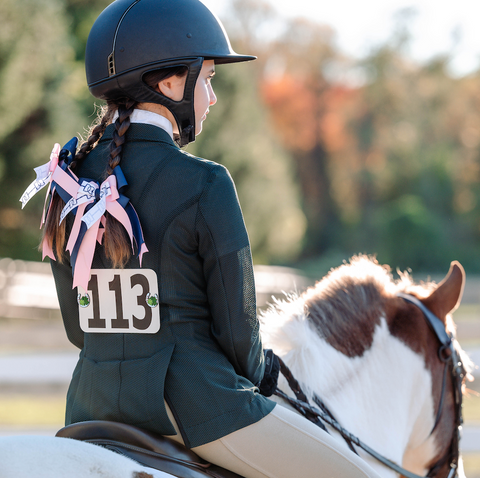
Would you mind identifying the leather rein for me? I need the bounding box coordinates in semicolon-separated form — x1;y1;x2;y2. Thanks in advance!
274;292;466;478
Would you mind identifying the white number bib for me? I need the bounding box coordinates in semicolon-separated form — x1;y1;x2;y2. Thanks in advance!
77;269;160;334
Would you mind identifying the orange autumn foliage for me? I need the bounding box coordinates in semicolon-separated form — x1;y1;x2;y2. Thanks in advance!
261;74;360;155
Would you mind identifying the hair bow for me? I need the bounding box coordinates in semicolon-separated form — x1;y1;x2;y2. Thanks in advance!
67;167;148;290
20;139;148;291
19;142;62;210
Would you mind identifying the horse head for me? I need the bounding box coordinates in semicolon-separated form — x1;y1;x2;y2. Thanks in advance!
392;261;472;478
260;255;474;478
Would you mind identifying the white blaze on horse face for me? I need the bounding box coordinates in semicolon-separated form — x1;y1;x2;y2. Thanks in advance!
261;311;439;478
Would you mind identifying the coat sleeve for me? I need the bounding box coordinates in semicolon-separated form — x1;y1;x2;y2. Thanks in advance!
197;165;265;386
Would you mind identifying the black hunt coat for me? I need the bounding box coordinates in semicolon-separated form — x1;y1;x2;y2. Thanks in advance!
51;122;275;448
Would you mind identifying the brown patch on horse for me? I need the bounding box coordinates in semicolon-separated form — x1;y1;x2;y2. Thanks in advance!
387;262;465;474
133;473;154;478
300;256;466;476
302;256;393;357
387;261;464;389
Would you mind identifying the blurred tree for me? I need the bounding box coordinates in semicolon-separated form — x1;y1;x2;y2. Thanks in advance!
0;0;72;259
5;0;480;276
0;0;109;260
1;0;305;265
260;6;480;274
261;17;344;257
188;0;307;264
348;31;480;272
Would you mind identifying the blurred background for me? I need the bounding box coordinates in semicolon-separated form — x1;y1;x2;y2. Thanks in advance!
1;0;480;474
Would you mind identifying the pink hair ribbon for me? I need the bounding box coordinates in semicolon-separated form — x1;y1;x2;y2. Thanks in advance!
71;175;132;289
20;139;149;292
19;143;61;210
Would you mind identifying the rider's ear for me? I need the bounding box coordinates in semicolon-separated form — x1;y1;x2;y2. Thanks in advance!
157;76;185;102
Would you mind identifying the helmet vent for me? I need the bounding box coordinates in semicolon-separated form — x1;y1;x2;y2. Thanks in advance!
108;52;115;76
108;0;140;78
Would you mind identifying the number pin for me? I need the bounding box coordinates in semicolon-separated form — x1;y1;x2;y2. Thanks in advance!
146;293;159;308
77;292;91;308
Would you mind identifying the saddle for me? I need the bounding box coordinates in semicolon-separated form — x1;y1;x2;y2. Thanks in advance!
56;421;243;478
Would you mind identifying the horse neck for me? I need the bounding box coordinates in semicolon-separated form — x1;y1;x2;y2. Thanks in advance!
263;309;438;477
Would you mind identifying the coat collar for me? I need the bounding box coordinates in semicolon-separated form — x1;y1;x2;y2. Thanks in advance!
112;109;174;139
99;122;178;148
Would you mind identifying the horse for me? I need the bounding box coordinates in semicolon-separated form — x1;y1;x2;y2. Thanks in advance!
0;435;160;478
0;255;473;478
260;255;473;478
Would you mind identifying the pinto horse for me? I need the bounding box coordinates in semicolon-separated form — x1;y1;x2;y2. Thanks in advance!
261;255;473;478
0;256;473;478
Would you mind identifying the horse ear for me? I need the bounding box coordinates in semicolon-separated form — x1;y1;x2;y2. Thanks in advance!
423;261;465;322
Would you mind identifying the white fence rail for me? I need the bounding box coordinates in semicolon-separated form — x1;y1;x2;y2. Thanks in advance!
0;258;312;320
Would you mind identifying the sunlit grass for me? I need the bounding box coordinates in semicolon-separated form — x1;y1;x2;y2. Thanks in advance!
463;393;480;477
0;395;65;426
454;304;480;322
0;393;478;476
0;392;479;425
463;453;480;478
464;392;480;423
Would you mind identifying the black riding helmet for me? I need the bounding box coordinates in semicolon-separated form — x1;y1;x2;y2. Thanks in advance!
86;0;256;146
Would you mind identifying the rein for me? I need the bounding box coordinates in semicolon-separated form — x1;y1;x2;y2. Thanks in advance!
274;293;466;478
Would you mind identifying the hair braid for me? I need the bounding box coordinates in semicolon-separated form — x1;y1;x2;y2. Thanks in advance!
104;98;138;268
41;104;116;262
70;104;115;172
107;99;137;177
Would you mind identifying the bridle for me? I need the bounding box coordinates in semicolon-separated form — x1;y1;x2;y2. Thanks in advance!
397;293;466;478
274;292;466;478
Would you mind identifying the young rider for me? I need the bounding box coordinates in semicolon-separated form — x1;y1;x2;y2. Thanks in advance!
21;1;382;477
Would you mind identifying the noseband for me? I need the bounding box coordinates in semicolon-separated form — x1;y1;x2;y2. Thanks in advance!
275;293;466;478
397;293;466;478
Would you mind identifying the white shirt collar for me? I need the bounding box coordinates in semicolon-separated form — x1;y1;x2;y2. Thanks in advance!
112;109;174;139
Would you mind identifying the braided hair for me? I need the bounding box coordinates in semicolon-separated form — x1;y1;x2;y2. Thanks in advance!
42;65;188;267
103;98;138;268
42;100;139;268
42;103;116;261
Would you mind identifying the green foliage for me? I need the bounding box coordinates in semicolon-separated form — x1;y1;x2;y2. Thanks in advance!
373;195;450;271
0;0;69;256
0;0;65;144
0;0;105;259
187;62;306;264
4;0;480;276
1;0;305;266
341;43;480;273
